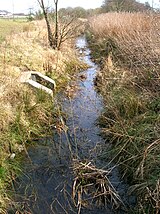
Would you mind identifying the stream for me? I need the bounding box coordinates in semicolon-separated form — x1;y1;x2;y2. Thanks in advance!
11;36;135;214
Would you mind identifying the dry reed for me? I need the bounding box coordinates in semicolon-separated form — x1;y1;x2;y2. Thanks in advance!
88;12;160;69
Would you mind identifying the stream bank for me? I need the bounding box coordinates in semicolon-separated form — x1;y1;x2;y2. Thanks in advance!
0;21;87;213
9;36;136;214
86;13;160;213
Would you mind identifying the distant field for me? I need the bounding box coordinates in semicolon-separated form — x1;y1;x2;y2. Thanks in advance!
0;19;28;43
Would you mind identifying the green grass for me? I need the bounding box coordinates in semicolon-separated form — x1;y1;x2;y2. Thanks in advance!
0;19;28;43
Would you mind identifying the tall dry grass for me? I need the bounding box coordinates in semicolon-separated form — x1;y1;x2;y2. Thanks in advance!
88;12;160;69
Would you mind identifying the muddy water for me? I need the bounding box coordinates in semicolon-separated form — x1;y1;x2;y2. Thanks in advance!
12;37;135;214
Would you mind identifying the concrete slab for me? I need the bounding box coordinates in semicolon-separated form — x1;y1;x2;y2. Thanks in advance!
19;71;56;96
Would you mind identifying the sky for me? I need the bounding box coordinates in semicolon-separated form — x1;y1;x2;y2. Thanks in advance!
0;0;103;13
0;0;159;14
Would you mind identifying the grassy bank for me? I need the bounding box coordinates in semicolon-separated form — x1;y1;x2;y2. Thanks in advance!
0;20;86;212
86;12;160;213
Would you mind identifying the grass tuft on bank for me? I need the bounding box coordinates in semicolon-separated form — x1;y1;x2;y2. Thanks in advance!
87;12;160;213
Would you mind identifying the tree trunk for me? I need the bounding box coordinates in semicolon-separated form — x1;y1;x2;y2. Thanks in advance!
38;0;54;48
44;11;54;48
54;0;58;49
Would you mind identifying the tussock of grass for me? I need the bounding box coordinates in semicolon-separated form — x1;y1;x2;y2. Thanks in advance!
87;12;160;213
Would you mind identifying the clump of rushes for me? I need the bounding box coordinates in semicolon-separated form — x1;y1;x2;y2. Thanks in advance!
0;19;86;212
87;12;160;213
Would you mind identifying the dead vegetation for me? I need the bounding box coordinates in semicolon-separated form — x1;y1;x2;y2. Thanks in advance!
72;159;124;213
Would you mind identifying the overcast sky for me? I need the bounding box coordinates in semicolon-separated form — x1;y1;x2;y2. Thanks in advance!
0;0;159;14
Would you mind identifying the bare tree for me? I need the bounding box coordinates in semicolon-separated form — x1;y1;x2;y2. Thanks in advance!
37;0;80;50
